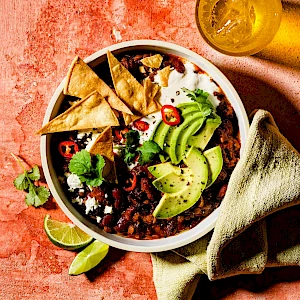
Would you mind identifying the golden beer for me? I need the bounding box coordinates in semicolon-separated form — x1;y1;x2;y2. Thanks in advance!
196;0;282;56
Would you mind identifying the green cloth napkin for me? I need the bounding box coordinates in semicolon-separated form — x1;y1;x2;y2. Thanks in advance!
151;109;300;300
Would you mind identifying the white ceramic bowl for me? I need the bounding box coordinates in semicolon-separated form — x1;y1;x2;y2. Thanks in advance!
41;40;249;252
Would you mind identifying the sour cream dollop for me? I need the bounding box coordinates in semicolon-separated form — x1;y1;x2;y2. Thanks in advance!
138;62;221;144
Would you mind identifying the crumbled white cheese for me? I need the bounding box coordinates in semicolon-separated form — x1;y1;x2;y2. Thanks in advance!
104;205;113;214
85;196;99;214
67;173;83;190
85;132;101;151
96;216;102;223
78;189;85;194
128;161;138;171
72;196;84;205
104;193;108;199
77;131;86;139
77;130;102;151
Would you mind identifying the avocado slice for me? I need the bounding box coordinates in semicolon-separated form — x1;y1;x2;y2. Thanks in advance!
152;170;193;193
177;102;200;116
152;120;170;149
204;146;223;188
148;162;192;178
175;116;205;164
151;120;170;162
161;104;199;159
163;125;177;158
151;102;206;162
162;108;199;159
169;112;204;164
153;147;208;219
188;117;221;150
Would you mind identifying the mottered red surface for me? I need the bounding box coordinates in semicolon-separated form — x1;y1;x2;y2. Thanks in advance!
1;0;299;299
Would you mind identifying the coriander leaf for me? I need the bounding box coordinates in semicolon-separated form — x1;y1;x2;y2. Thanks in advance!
95;154;105;180
14;173;28;190
199;105;212;117
69;150;92;176
25;186;36;206
209;113;222;124
122;129;140;165
69;150;105;187
124;151;136;165
33;186;51;207
125;130;140;148
182;88;223;121
11;153;51;207
86;177;103;187
27;165;40;181
182;88;210;104
182;88;214;113
26;185;50;207
78;175;88;183
138;140;161;165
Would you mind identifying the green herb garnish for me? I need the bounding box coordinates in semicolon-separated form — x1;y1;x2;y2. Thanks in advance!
123;129;140;165
138;140;161;165
12;153;50;207
182;88;213;117
69;150;105;187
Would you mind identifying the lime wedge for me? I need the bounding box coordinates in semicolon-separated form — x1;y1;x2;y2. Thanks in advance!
69;240;109;275
44;214;93;250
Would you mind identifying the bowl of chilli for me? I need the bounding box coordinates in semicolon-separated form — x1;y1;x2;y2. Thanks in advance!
40;40;249;252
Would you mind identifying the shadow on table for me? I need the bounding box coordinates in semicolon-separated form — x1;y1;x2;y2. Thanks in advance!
218;67;300;151
253;1;300;70
193;266;300;300
84;247;127;282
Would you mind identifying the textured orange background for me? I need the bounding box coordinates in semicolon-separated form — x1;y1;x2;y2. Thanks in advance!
0;0;299;299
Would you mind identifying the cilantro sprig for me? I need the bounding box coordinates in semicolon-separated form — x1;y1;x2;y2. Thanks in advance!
123;130;140;165
182;88;214;117
122;129;161;165
12;153;50;207
69;150;105;187
138;140;161;165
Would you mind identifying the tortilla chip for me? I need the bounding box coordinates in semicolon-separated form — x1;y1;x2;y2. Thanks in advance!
144;77;160;104
158;65;171;87
89;127;117;183
123;79;162;124
140;54;163;69
107;50;161;125
107;50;145;113
36;91;119;134
64;56;132;115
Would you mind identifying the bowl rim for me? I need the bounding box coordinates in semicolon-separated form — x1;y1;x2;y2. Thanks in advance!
40;40;249;252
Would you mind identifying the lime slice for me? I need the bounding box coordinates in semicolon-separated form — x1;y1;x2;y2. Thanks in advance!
69;240;109;275
44;214;93;250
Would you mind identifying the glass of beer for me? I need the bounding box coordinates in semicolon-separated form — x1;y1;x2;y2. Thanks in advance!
195;0;282;56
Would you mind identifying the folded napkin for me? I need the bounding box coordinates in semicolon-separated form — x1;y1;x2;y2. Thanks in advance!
151;109;300;300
